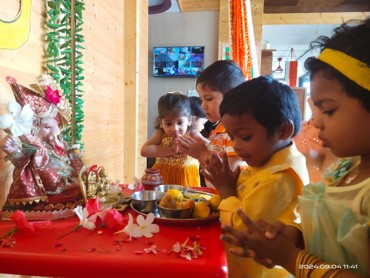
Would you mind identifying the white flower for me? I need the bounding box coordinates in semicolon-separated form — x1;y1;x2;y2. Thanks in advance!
0;102;34;137
114;213;159;239
73;206;96;230
114;213;138;240
134;213;159;238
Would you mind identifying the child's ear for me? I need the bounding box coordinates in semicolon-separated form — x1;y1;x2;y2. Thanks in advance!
279;120;294;140
157;119;162;129
188;116;193;126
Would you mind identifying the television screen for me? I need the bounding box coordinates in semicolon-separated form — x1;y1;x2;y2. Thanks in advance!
153;46;205;77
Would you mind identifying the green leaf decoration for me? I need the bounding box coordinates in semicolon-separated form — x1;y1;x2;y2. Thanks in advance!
45;0;85;150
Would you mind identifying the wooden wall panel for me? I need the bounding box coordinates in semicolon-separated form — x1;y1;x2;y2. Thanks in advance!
82;0;126;182
218;0;229;52
136;2;149;179
264;0;370;14
122;0;148;182
263;12;370;24
82;0;147;183
251;0;264;69
178;0;220;12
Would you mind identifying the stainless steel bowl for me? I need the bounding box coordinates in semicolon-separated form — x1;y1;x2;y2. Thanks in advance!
131;190;165;213
156;200;195;219
154;184;186;193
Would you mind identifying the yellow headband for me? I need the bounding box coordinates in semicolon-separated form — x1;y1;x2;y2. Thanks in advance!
318;48;370;91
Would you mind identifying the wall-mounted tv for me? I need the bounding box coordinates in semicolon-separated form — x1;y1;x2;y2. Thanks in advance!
153;46;205;77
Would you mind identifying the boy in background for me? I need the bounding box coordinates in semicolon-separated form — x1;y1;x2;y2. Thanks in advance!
177;60;246;187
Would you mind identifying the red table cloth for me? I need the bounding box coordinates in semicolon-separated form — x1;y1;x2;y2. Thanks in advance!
0;209;227;277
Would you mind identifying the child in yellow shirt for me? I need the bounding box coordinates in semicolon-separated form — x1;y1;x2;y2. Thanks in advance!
203;76;310;277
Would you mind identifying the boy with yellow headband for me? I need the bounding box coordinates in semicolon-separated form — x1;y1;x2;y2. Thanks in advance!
220;17;370;277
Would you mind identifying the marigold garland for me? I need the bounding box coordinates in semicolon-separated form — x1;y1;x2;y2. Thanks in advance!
229;0;256;79
45;0;85;149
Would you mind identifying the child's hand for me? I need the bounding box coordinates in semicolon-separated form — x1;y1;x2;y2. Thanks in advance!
263;220;303;249
189;130;210;144
201;152;240;198
171;135;181;154
220;208;301;268
176;135;209;162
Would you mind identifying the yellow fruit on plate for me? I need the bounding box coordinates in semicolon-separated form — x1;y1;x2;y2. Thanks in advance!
159;194;177;209
176;198;195;209
209;194;221;210
166;189;183;201
193;200;211;218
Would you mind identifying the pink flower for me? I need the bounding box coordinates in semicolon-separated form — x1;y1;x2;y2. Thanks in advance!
10;210;35;236
57;198;128;239
85;198;103;217
0;238;16;248
104;209;125;229
45;86;61;105
172;242;182;253
144;244;159;254
171;237;203;260
85;198;104;227
0;210;37;247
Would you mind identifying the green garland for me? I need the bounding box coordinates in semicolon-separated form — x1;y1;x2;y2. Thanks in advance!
45;0;85;149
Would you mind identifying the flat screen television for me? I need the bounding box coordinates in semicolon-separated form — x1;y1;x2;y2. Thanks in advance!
153;46;205;77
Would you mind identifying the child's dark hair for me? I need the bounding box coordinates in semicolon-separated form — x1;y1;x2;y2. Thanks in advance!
155;92;191;129
189;96;206;118
196;60;245;95
220;76;302;137
305;17;370;111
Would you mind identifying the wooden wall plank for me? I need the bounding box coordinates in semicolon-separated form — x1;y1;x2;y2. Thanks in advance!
218;0;229;48
263;11;370;24
123;0;148;182
251;0;264;69
178;0;220;12
82;0;126;182
264;0;370;13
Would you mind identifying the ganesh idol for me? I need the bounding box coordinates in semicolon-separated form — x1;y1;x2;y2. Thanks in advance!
0;75;87;218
